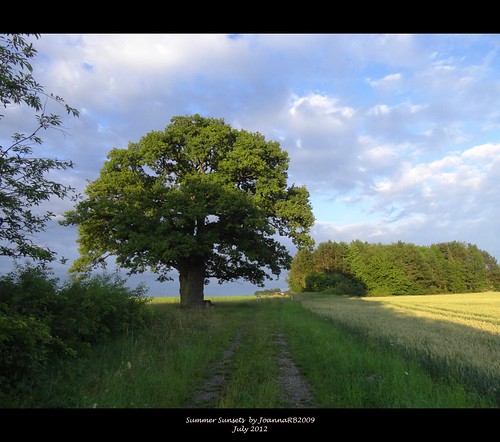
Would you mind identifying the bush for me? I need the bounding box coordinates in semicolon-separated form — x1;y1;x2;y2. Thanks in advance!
0;303;53;392
0;262;151;395
0;262;60;320
305;271;366;296
55;272;151;349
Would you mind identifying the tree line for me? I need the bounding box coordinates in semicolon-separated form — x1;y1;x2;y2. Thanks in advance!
287;240;500;296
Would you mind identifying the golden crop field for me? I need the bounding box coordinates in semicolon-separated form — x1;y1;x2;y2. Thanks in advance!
300;292;500;396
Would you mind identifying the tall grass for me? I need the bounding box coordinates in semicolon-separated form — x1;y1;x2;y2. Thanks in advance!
10;301;244;407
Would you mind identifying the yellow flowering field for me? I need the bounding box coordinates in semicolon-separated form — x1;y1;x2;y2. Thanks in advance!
300;292;500;394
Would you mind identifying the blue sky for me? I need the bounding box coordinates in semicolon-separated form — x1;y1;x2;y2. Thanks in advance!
2;33;500;297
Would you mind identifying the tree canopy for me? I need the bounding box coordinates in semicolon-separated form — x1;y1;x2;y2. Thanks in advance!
63;114;315;306
0;33;79;261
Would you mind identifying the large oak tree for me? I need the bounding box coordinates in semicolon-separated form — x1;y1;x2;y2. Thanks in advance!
62;115;315;306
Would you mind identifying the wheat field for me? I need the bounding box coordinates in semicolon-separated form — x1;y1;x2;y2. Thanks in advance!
300;292;500;398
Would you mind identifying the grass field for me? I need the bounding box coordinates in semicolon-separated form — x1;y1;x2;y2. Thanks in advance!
5;293;498;408
300;292;500;402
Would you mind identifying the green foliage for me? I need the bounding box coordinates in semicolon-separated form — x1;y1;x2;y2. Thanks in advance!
0;262;150;396
62;114;314;305
481;249;500;291
0;34;79;261
313;240;351;274
286;247;313;293
55;273;150;350
289;240;500;296
0;302;53;392
305;271;366;296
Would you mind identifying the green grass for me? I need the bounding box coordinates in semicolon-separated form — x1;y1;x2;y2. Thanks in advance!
5;296;497;408
215;301;285;408
8;301;244;407
149;295;255;304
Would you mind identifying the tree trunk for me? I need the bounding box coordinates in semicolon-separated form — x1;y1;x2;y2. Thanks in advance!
179;262;205;307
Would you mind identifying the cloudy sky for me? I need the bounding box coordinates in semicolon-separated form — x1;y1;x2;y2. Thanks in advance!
2;33;500;297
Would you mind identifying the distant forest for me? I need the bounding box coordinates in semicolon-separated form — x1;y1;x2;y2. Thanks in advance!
287;240;500;296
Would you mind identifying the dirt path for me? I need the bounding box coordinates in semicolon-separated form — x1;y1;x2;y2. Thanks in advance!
189;329;316;408
189;331;244;408
273;332;316;408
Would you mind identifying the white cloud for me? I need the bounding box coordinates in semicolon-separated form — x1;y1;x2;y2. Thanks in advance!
368;104;392;116
364;142;500;226
366;73;402;90
289;93;355;122
462;143;500;161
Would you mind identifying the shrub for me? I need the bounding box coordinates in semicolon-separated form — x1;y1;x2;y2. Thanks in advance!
0;262;151;395
55;272;151;349
305;271;366;296
0;262;60;321
0;303;53;393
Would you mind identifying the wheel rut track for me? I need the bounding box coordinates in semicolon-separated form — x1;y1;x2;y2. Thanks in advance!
189;328;316;408
273;331;315;408
189;330;244;408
